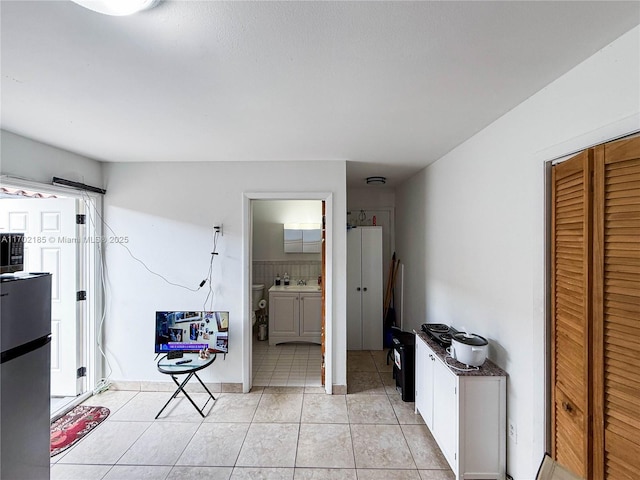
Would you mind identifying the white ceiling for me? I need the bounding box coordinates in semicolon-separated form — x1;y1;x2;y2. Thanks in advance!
1;1;638;187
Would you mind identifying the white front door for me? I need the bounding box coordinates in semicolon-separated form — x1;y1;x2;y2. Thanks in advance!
1;197;80;396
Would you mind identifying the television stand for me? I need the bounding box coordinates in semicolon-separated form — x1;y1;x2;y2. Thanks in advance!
155;353;217;419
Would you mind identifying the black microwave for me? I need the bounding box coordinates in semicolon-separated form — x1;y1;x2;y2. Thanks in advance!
0;233;24;274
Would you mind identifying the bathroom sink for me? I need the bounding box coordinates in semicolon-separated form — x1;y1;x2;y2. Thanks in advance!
292;285;322;292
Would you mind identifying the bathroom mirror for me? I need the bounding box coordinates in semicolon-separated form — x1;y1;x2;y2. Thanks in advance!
283;223;321;253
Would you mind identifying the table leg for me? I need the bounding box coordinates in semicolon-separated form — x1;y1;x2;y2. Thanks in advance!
155;371;216;419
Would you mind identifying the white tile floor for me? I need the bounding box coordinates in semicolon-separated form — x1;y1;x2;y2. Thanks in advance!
252;340;323;387
50;350;455;480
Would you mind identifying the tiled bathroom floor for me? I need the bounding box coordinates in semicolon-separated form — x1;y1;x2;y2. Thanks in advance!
252;341;322;387
50;350;454;480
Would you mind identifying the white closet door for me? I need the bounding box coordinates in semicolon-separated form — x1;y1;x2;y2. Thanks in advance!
346;229;363;350
361;227;383;350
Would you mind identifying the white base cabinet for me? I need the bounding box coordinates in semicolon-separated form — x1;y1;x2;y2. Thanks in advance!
415;333;506;480
268;290;321;345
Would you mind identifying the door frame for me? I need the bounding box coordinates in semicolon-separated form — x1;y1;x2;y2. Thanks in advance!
1;175;103;403
243;191;333;394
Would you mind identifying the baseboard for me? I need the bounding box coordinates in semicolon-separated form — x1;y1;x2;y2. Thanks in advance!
109;380;242;393
332;384;347;395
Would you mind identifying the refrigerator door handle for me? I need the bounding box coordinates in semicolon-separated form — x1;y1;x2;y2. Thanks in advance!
0;334;52;364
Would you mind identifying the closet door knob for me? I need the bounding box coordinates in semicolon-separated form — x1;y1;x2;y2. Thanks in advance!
363;287;368;292
356;287;361;291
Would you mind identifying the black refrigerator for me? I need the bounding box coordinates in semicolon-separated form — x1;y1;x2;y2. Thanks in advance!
0;273;52;480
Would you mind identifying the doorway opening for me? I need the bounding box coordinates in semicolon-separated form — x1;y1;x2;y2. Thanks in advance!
243;192;333;394
0;178;103;419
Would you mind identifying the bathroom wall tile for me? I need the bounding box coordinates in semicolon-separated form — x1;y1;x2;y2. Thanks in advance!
255;263;264;281
295;424;355;468
301;264;310;278
235;423;299;468
350;424;416;469
167;466;233;480
176;423;249;466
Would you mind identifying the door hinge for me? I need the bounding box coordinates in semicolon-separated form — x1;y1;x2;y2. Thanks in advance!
77;290;87;301
77;366;87;378
76;214;86;225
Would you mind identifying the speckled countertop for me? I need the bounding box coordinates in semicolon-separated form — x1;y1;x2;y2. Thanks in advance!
414;331;508;377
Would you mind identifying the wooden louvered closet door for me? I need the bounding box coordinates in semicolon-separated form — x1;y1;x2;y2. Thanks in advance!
551;148;593;478
552;135;640;480
593;136;640;479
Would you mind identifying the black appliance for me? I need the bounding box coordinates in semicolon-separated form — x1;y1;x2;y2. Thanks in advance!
0;233;24;274
1;273;52;480
421;323;459;348
391;330;415;402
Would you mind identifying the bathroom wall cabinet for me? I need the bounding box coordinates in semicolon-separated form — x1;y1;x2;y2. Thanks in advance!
268;290;321;345
283;224;322;253
347;226;382;350
415;332;507;480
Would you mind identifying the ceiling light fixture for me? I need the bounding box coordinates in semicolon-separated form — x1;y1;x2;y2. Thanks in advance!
366;176;387;185
70;0;160;16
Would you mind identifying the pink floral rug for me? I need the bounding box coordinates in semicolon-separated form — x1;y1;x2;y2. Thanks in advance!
50;405;110;456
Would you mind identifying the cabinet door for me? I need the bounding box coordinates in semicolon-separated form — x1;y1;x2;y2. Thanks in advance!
300;294;322;337
270;293;299;337
415;337;434;428
432;359;458;470
361;227;383;350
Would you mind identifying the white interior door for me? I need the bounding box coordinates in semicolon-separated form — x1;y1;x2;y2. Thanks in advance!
1;197;80;396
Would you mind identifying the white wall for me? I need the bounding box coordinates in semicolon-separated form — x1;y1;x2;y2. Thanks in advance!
395;26;639;479
252;199;322;261
0;130;103;188
347;186;395;210
102;161;347;387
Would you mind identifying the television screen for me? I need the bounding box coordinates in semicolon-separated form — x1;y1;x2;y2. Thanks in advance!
155;311;229;354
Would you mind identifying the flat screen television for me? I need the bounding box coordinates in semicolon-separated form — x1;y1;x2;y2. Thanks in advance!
155;311;229;354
